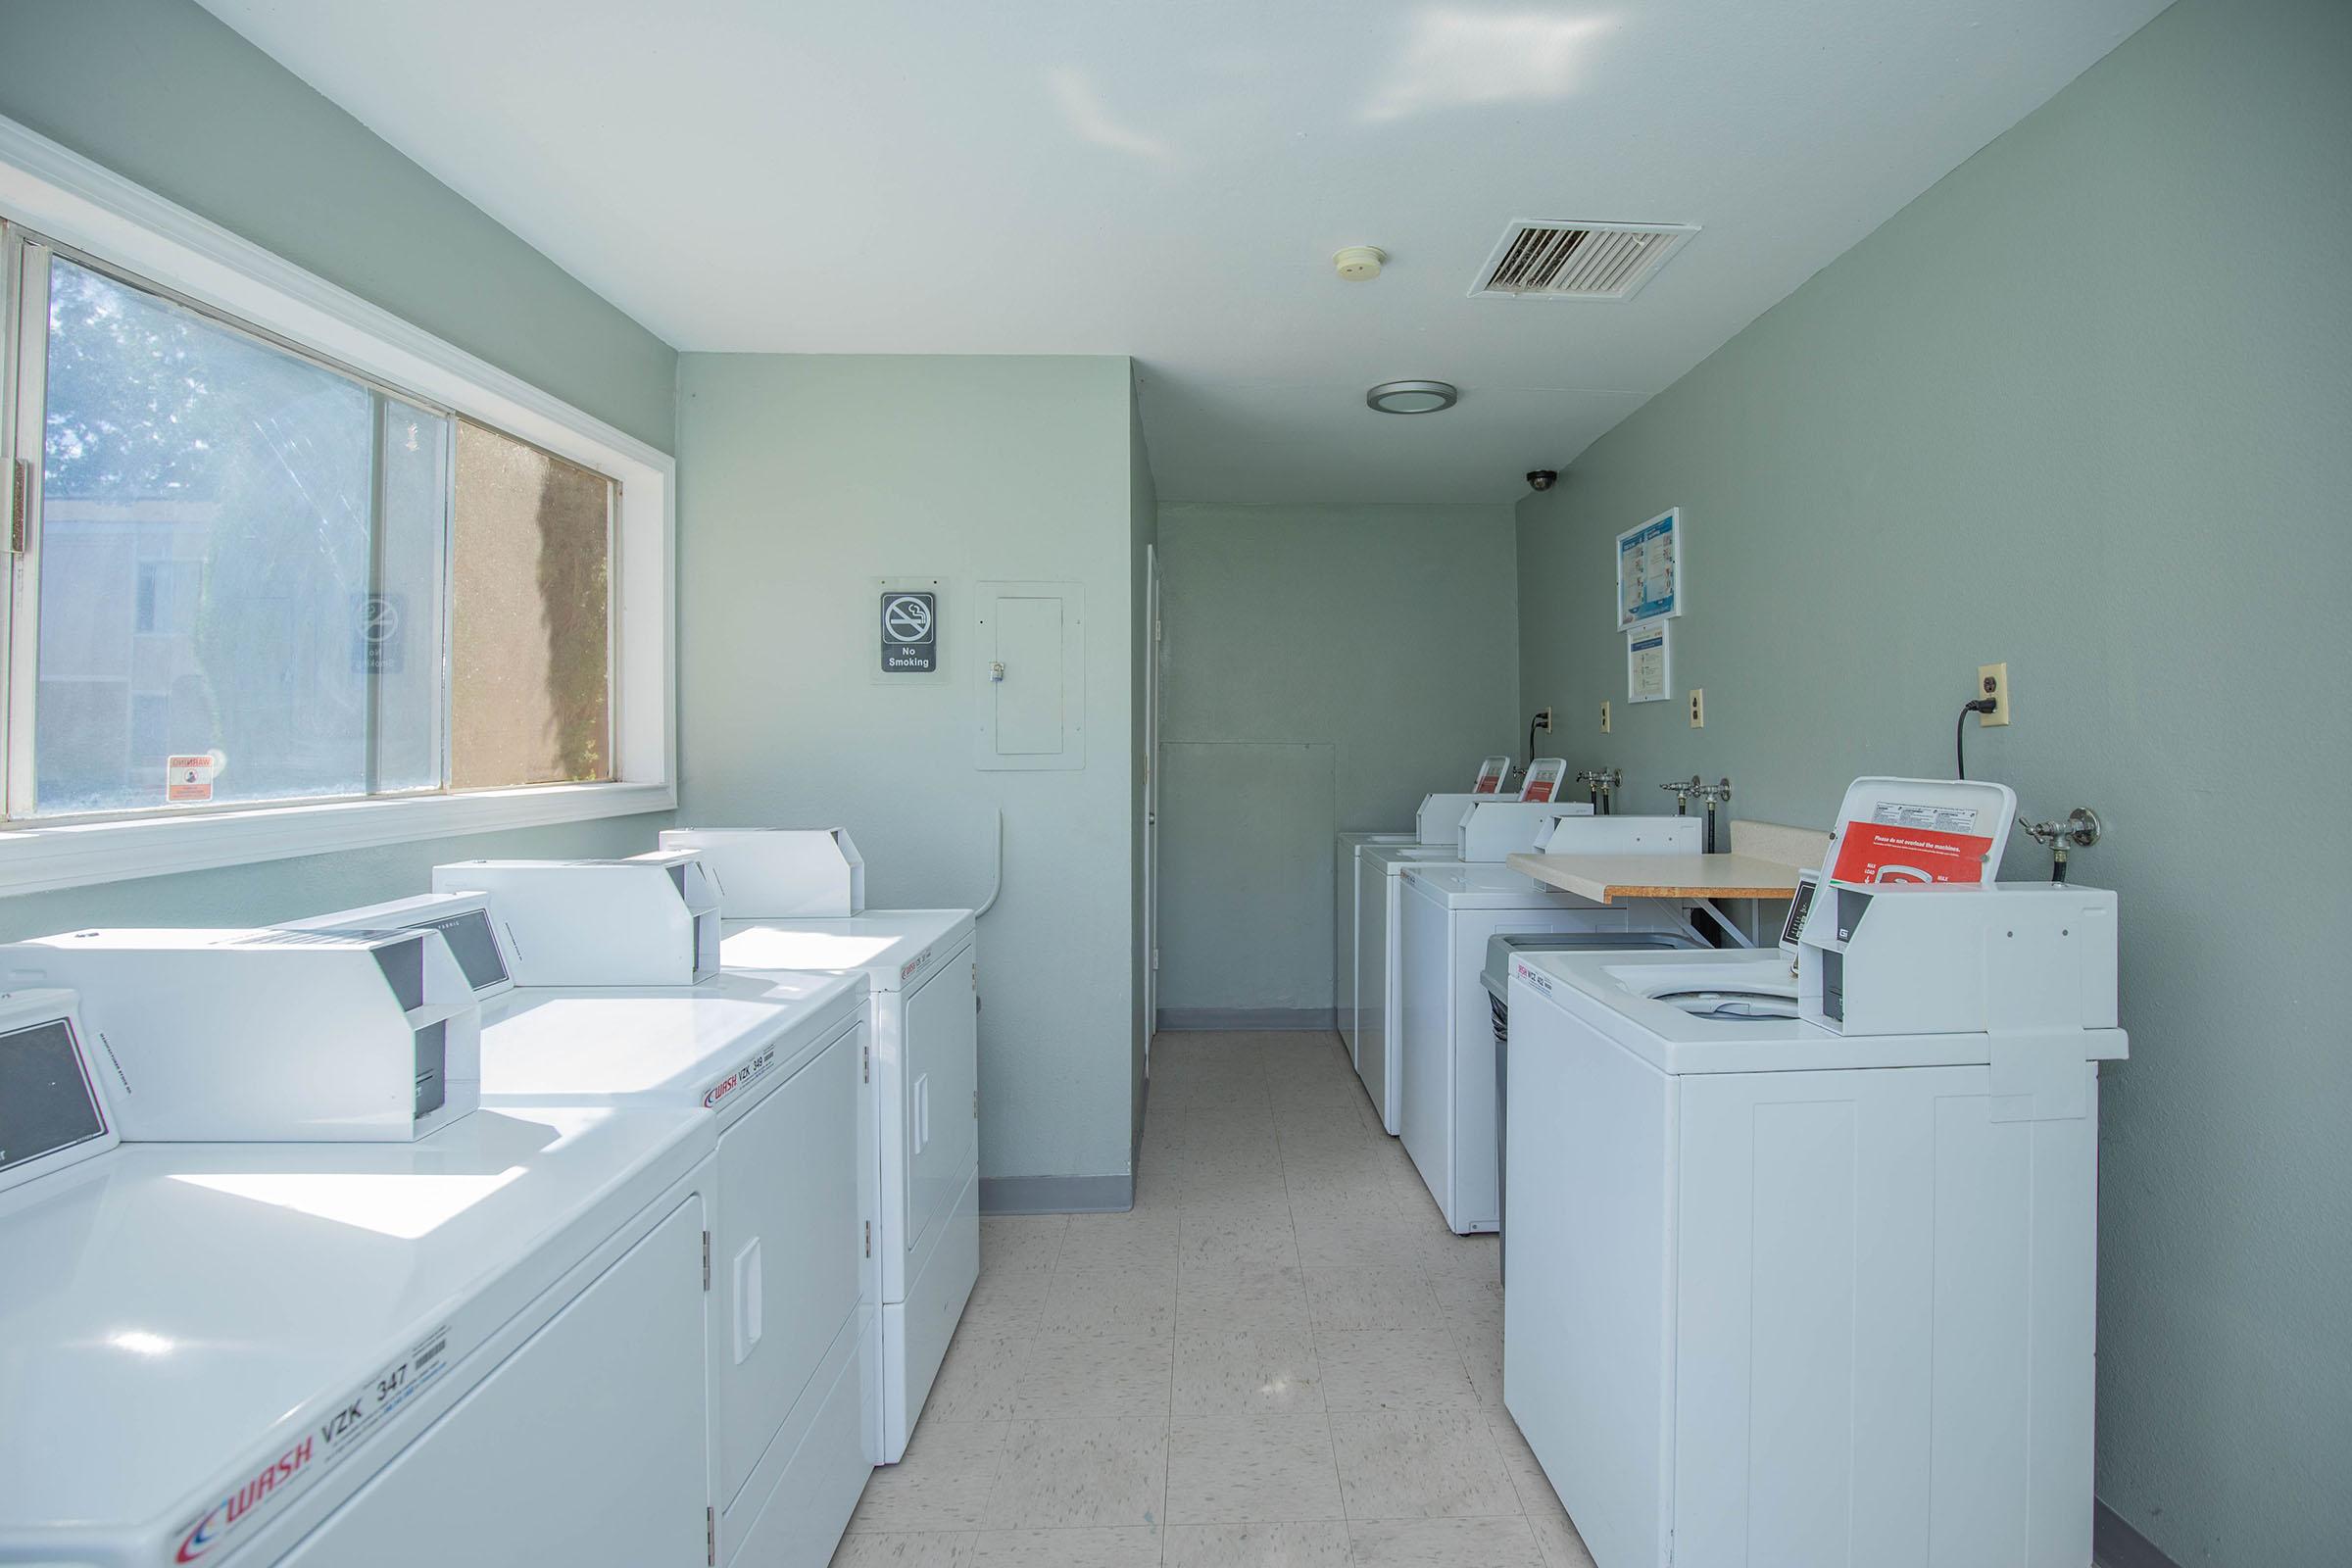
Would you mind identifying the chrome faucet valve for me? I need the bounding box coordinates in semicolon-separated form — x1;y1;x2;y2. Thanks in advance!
2019;808;2102;883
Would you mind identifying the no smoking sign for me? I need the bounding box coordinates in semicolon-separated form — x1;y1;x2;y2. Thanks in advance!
880;590;937;673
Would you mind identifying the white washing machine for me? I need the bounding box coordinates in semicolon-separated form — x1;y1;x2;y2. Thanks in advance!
1353;841;1465;1133
1501;886;2124;1568
472;971;875;1566
1397;862;1696;1232
1334;829;1412;1064
0;990;722;1568
718;910;978;1465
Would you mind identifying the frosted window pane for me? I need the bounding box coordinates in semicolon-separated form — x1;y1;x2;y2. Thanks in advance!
32;258;446;815
449;420;612;789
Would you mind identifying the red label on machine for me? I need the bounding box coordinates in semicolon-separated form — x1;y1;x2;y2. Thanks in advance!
1830;822;1991;884
1522;777;1555;803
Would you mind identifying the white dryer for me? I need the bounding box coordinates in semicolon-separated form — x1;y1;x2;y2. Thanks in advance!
472;971;875;1566
284;888;880;1564
718;910;978;1465
0;988;721;1568
1334;829;1412;1064
1396;862;1698;1232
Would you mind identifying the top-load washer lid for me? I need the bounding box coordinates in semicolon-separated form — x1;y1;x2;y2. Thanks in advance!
717;907;975;995
0;1101;710;1565
1645;985;1800;1021
1509;948;2126;1076
1480;929;1705;1002
1361;844;1462;877
1403;861;1592;909
475;969;864;1112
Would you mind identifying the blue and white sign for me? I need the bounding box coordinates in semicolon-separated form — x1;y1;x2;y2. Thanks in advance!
1617;508;1682;628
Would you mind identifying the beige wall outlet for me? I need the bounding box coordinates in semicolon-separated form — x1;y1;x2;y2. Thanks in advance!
1978;662;2011;726
1599;700;1612;734
1689;688;1705;728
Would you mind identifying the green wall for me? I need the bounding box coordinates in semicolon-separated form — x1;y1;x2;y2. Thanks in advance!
675;354;1142;1205
1512;0;2350;1559
0;0;680;936
1157;503;1519;1020
1128;378;1157;1155
0;0;677;452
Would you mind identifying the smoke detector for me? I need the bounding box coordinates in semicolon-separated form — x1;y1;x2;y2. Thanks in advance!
1471;220;1697;300
1334;245;1387;281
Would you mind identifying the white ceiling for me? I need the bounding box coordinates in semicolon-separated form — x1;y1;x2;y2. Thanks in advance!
198;0;2164;505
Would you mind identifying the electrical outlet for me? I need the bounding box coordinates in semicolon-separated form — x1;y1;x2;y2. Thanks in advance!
1598;701;1612;734
1689;688;1705;728
1977;662;2011;727
1533;708;1553;731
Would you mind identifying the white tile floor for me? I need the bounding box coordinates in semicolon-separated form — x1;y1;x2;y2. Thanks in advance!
834;1031;1598;1568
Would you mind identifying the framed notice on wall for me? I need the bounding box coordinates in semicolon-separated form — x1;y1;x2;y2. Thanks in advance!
1627;617;1672;704
1617;508;1682;629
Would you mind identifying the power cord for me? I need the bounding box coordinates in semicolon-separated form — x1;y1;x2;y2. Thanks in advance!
1955;699;1997;779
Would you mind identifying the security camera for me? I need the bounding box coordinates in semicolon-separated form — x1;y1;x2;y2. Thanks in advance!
1526;469;1558;492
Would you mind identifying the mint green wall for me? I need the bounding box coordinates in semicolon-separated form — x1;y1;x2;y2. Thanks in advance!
0;0;677;452
0;0;677;936
1128;379;1157;1150
1158;503;1519;1017
675;354;1142;1195
1513;1;2350;1558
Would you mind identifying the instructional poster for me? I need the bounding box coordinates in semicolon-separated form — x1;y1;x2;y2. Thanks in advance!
1617;508;1682;628
1831;819;1993;884
1626;617;1671;704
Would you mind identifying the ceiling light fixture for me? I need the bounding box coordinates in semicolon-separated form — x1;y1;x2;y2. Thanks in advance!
1366;380;1457;415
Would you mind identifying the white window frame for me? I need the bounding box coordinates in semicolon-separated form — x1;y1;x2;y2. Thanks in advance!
0;116;674;898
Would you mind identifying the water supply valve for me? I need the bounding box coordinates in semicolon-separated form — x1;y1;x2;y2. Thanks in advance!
2019;808;2102;883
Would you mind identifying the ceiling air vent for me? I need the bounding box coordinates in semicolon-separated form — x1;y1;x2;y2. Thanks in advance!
1471;220;1698;301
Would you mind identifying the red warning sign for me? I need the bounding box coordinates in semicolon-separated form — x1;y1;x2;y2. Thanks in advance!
1830;822;1991;884
167;755;216;805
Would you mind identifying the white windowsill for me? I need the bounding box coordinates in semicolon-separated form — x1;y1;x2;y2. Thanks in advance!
0;782;674;900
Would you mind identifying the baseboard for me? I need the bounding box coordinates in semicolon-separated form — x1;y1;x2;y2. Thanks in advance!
978;1173;1134;1214
1155;1006;1335;1032
2094;1499;2182;1568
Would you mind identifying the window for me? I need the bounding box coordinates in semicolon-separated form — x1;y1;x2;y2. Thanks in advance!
6;242;621;821
0;121;673;897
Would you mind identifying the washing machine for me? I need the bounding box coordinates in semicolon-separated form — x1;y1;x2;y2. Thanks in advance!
0;989;722;1568
1479;929;1704;1281
1397;862;1698;1231
1501;782;2124;1568
716;909;978;1466
1335;829;1413;1063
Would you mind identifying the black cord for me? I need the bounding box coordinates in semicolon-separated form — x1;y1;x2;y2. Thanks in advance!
1527;716;1542;768
1955;699;1996;778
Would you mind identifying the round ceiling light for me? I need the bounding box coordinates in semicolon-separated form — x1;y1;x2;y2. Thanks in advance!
1366;379;1458;415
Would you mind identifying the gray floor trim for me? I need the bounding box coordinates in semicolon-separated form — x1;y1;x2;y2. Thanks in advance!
979;1173;1134;1214
1155;1006;1334;1032
2094;1500;2182;1568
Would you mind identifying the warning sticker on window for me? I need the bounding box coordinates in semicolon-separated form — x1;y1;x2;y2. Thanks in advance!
166;755;216;805
1831;822;1991;884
